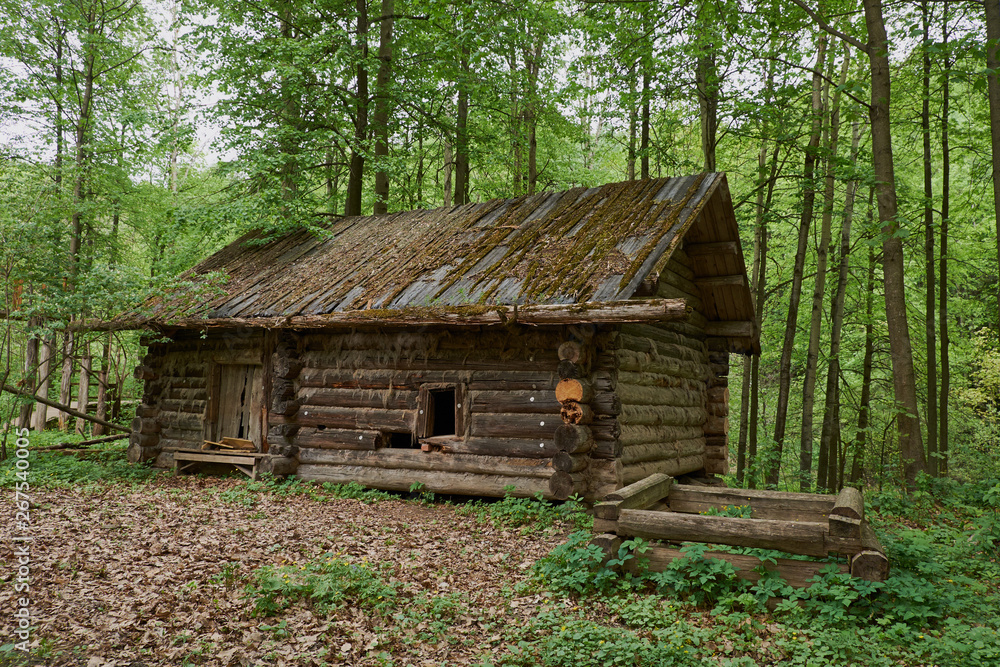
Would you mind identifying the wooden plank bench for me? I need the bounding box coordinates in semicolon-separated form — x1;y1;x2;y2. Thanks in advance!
173;450;269;480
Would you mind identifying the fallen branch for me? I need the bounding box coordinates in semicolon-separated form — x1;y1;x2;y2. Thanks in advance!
37;434;130;451
1;383;131;434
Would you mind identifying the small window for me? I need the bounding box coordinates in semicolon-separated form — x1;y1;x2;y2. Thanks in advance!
416;383;466;441
386;432;417;449
429;388;456;436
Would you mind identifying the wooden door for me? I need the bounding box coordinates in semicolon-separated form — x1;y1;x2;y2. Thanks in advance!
215;364;263;447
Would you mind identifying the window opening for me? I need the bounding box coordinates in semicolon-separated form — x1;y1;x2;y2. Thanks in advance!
387;432;417;449
430;388;456;436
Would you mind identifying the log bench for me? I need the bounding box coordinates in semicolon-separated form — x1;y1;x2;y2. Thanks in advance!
173;450;269;480
591;474;889;586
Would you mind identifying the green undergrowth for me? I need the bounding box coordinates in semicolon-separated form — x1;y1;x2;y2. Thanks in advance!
0;430;161;489
513;476;1000;666
454;487;592;533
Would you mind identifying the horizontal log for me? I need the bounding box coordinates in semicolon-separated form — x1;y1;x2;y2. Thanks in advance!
590;419;621;441
704;457;728;475
829;487;865;539
620;404;707;427
470;413;558;440
165;387;208;402
667;485;835;523
705;321;754;338
657;281;703;311
560;401;593;424
553;452;589;473
660;266;700;298
297;367;557;392
609;350;712;381
296;465;555;498
136;405;159;418
298;447;555;478
591;392;622;416
704;415;729;435
615;334;706;364
295;427;384;450
617;509;831;557
160;426;202;441
131;417;161;435
684;240;741;258
850;525;889;582
627;544;848;589
440;437;558;459
705;434;728;448
300;350;559;373
621;438;705;465
157;411;203;431
616;371;705;393
299;387;418;410
558;360;583;379
558;341;583;363
469;390;561;414
616;383;705;408
707;386;730;403
619;323;705;354
271;355;303;380
293;406;414;432
134;365;158;380
707;402;729;417
695;275;745;289
554;424;593;454
260;456;298;476
705;444;727;461
549;471;587;500
159;399;207;414
127;442;159;463
620;424;703;447
157;437;202;451
300;329;562;353
591;438;623;460
622;455;704;485
555;378;593;403
595;473;673;520
102;298;693;331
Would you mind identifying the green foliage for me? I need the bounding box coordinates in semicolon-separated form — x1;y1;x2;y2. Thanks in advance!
0;434;159;489
455;488;591;532
245;553;398;618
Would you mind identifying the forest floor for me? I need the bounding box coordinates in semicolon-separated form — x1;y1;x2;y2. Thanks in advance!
1;440;999;666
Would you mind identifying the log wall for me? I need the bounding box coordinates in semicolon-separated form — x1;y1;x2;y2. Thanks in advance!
288;327;566;498
128;330;266;466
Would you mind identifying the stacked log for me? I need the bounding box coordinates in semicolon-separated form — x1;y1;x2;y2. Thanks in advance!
550;338;593;500
704;338;730;475
293;328;565;498
129;351;164;463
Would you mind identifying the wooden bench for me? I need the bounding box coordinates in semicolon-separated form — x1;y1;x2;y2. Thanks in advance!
173;450;269;480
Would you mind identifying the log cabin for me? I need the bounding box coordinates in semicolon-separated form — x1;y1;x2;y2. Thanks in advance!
115;174;758;500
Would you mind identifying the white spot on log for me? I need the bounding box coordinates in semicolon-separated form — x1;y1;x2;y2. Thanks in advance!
359;435;363;440
457;403;461;408
419;409;424;414
539;443;545;448
529;396;535;402
539;421;545;426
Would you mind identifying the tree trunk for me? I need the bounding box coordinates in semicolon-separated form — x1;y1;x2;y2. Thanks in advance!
17;322;38;429
32;336;54;432
695;1;718;172
922;1;938;476
805;48;846;492
768;36;827;488
372;0;394;215
820;121;861;492
525;36;544;195
76;352;91;436
939;3;951;476
454;49;470;205
58;331;75;431
93;339;110;437
863;0;926;487
345;0;369;217
986;0;1000;324
628;68;637;181
850;228;877;485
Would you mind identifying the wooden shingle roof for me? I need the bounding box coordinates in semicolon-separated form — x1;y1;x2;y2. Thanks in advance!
122;174;757;353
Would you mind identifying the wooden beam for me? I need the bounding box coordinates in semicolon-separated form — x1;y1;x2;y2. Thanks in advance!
594;473;673;520
694;275;745;288
667;485;835;523
76;299;692;331
684;241;740;257
705;321;754;337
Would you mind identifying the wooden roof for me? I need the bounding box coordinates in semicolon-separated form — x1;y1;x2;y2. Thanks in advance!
119;174;758;353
